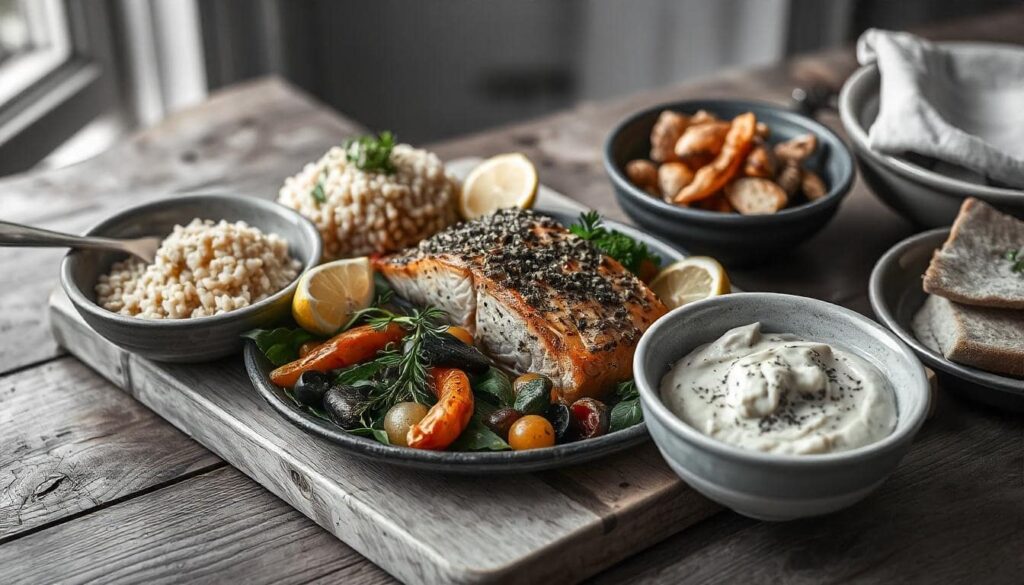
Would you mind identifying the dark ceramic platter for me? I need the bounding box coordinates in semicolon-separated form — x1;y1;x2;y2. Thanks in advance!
245;209;686;474
869;228;1024;412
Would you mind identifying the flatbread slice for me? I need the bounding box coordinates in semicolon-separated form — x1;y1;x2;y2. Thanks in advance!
912;294;1024;378
923;197;1024;309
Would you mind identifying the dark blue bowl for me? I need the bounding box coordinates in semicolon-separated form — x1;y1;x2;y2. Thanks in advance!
605;99;854;266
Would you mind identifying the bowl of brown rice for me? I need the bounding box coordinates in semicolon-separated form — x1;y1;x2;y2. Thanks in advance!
60;194;322;362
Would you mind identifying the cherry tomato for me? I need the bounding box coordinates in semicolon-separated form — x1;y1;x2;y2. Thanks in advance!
569;398;609;440
384;402;429;447
446;325;474;346
508;415;555;451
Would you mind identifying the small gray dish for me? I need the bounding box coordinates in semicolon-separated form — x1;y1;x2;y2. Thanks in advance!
60;194;322;362
869;228;1024;411
244;209;685;474
605;99;854;266
633;293;930;520
839;43;1024;227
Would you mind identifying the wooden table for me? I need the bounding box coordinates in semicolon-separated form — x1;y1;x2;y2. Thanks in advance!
3;8;1023;584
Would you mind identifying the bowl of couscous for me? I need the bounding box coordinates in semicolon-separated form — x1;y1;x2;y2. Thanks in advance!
60;194;322;362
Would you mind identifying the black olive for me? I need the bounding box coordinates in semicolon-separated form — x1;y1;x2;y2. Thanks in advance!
293;371;329;408
484;408;522;439
546;403;572;442
416;332;490;375
323;385;368;430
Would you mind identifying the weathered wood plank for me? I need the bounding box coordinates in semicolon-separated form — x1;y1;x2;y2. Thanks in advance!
588;389;1024;584
0;466;396;585
0;357;222;540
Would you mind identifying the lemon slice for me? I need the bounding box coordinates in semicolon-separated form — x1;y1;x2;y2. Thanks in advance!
649;256;730;310
459;153;538;220
292;257;375;336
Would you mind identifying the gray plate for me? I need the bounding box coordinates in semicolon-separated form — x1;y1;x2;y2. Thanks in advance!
245;209;686;474
869;228;1024;411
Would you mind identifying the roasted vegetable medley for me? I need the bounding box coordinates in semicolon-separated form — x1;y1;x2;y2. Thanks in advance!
245;214;649;452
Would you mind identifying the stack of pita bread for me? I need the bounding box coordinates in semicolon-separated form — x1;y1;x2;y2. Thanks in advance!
912;198;1024;378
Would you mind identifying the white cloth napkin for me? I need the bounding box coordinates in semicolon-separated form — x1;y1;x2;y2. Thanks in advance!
857;29;1024;189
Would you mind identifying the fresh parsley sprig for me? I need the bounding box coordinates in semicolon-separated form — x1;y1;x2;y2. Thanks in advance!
569;211;660;275
344;131;397;174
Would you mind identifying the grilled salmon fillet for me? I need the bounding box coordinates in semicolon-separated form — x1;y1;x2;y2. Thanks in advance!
375;209;667;403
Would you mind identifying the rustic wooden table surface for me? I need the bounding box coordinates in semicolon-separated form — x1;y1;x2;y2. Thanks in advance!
2;8;1023;584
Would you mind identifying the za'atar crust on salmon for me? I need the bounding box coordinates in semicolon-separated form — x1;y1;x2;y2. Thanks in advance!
374;208;667;403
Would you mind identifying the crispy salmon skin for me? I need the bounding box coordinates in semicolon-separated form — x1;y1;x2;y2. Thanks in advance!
375;209;667;403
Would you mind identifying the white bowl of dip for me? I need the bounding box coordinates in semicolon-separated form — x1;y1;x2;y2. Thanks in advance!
634;293;930;521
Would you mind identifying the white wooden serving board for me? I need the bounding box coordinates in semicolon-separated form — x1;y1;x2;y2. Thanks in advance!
47;161;719;584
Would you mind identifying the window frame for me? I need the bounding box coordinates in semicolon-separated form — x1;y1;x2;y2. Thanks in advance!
0;0;121;175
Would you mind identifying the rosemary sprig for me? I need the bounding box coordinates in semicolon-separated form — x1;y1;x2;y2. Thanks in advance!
348;305;449;413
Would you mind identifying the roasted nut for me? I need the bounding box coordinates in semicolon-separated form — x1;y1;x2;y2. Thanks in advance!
774;133;817;163
742;144;776;179
801;169;827;200
673;121;730;167
775;161;802;197
657;162;694;199
650;111;689;163
689;109;719;126
755;122;769;139
625;159;659;196
725;177;788;214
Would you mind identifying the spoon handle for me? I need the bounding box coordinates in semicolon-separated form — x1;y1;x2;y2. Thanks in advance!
0;220;128;252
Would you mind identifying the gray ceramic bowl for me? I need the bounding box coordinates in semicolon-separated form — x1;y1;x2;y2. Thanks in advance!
839;43;1024;227
869;228;1024;411
606;99;854;266
60;194;322;362
633;293;930;520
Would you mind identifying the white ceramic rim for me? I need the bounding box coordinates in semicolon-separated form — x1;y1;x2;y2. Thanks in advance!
634;292;931;467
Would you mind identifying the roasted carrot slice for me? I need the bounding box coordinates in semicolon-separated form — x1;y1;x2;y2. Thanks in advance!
407;367;474;450
269;323;404;388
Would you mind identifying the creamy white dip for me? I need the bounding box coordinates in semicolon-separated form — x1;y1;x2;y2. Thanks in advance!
660;323;897;455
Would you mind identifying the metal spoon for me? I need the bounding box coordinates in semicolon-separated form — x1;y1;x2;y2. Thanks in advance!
0;220;161;263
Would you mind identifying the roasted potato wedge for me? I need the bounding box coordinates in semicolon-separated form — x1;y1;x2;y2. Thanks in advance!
775;161;802;197
725;177;788;214
673;121;729;167
801;169;827;200
774;133;817;163
657;162;694;200
673;112;757;205
626;159;660;196
650;111;689;163
743;144;776;179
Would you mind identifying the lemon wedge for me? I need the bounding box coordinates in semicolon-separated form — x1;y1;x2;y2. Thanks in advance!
459;153;538;220
649;256;730;310
292;257;375;336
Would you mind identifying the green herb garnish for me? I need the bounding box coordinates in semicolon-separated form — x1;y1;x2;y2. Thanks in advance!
569;211;660;275
343;131;397;174
609;379;643;432
242;326;317;366
311;179;327;203
1007;249;1024;274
